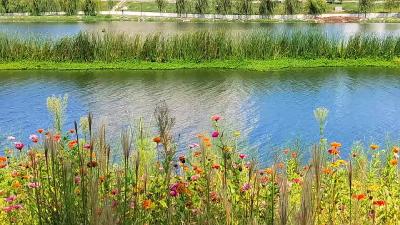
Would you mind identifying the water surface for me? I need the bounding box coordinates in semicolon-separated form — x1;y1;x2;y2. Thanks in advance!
1;22;400;39
1;68;400;159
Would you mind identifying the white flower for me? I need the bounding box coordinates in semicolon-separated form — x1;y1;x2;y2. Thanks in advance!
7;136;15;141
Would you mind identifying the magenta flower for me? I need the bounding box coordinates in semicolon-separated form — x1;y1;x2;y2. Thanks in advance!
28;182;40;189
211;131;219;138
83;143;91;150
239;153;247;159
3;206;13;213
12;204;23;210
170;190;178;197
14;142;24;151
5;195;16;203
211;115;221;122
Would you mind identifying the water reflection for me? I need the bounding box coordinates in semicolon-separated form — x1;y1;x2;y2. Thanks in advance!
0;22;400;39
2;68;400;158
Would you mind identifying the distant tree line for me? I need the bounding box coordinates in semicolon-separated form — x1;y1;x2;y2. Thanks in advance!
0;0;99;15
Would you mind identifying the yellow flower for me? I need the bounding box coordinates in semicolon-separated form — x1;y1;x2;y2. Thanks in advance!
233;131;241;137
370;144;379;150
12;180;22;189
223;146;233;152
368;184;380;192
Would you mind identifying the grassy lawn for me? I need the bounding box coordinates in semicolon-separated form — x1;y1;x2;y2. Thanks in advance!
0;59;399;71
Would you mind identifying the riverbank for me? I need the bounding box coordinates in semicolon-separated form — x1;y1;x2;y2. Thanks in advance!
0;59;399;71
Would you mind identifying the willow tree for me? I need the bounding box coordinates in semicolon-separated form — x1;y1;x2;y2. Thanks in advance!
284;0;299;15
195;0;208;14
359;0;374;17
1;0;8;13
215;0;231;14
156;0;167;12
259;0;275;17
176;0;188;16
82;0;98;15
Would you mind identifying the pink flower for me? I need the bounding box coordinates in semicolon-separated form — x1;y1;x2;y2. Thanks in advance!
12;204;23;210
211;131;219;138
28;182;40;188
29;134;39;143
191;175;200;181
240;183;251;192
74;176;81;185
211;115;221;122
5;195;16;203
83;144;91;150
14;142;24;151
239;153;247;159
3;206;13;213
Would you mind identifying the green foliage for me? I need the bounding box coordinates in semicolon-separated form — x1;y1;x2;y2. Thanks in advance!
176;0;189;15
215;0;231;14
194;0;208;14
284;0;299;14
384;0;400;12
61;0;79;15
236;0;252;15
306;0;327;15
156;0;168;12
259;0;276;17
359;0;374;16
1;31;400;63
82;0;98;16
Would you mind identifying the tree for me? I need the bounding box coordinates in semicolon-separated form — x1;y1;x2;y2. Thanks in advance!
1;0;8;13
82;0;98;16
284;0;299;15
156;0;167;12
306;0;327;15
359;0;374;17
259;0;276;17
61;0;79;15
176;0;188;15
195;0;208;14
215;0;231;14
384;0;399;12
237;0;252;15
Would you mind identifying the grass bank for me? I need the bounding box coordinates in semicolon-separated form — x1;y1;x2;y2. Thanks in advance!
0;59;399;71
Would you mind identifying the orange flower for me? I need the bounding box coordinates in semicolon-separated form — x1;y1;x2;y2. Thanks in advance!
142;199;152;209
53;134;61;142
352;193;366;201
291;152;298;158
393;146;400;153
193;166;203;174
0;163;7;168
370;144;379;150
153;137;161;144
265;168;273;175
37;129;44;134
323;167;333;175
68;140;78;149
328;148;340;155
211;164;220;169
99;176;106;183
193;151;201;157
330;142;342;148
277;162;285;169
390;159;398;166
69;129;75;134
0;156;7;163
12;180;22;189
196;134;205;139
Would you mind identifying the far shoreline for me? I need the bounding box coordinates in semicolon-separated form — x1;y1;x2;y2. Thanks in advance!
0;59;399;72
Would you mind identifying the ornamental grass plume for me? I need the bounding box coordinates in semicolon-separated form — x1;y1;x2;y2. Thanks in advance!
313;107;329;138
47;94;68;133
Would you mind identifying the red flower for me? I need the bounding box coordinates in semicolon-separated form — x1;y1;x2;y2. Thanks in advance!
14;142;24;151
211;115;221;121
211;131;219;138
373;200;385;206
211;164;220;169
292;178;302;184
328;148;340;155
239;153;247;159
53;134;61;142
37;129;44;134
69;129;75;134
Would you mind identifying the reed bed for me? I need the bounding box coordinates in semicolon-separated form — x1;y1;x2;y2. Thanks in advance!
1;31;400;62
1;97;400;224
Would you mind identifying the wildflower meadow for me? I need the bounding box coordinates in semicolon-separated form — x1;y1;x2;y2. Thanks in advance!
1;96;399;225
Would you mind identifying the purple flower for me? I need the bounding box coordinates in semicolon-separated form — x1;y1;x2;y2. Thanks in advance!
240;183;251;192
5;195;16;203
